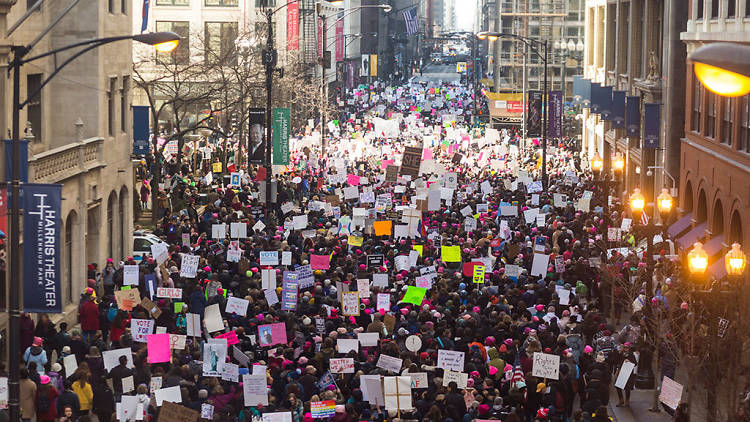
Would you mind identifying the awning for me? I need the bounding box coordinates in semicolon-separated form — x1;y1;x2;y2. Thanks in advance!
703;234;725;258
676;221;708;250
668;213;693;238
708;257;727;280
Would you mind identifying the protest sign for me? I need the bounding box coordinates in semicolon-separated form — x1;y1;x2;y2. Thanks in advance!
103;348;134;371
260;251;279;266
401;286;427;305
225;296;249;316
186;313;201;337
337;339;359;354
384;376;412;411
147;333;171;363
203;304;224;333
341;291;360;316
437;350;465;372
63;354;77;378
131;319;154;343
659;376;683;410
614;361;636;389
357;332;379;347
329;358;355;373
376;354;403;373
123;265;139;285
156;287;182;299
409;372;429;389
442;370;468;388
532;352;560;380
258;323;287;347
155;385;183;406
180;255;200;278
243;374;269;407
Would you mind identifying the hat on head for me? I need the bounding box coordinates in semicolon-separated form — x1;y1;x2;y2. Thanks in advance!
40;375;50;385
536;382;547;393
32;337;43;347
51;363;62;373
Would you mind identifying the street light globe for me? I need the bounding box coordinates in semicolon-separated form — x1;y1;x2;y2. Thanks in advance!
629;188;645;215
567;39;576;52
488;34;499;41
590;151;603;174
613;154;625;173
153;40;179;52
576;39;585;52
656;188;673;216
554;40;561;50
688;242;709;275
690;43;750;97
725;243;747;276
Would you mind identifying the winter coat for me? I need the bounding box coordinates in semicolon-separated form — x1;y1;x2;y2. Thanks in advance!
23;346;48;375
79;300;100;331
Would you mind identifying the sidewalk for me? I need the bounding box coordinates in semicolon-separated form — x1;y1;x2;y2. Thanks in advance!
606;382;672;422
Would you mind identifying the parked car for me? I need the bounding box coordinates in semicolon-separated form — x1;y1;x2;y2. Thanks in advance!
133;230;165;262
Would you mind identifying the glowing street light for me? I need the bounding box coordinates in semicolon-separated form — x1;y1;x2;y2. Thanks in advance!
690;43;750;97
688;242;709;275
725;243;747;277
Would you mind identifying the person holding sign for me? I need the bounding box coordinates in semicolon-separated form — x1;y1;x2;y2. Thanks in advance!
611;342;637;407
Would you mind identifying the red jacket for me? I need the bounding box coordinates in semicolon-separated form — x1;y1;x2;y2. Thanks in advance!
79;300;100;331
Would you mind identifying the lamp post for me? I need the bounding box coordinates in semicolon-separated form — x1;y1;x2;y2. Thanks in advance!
689;42;750;97
553;38;584;101
477;31;549;189
629;186;673;411
6;31;178;422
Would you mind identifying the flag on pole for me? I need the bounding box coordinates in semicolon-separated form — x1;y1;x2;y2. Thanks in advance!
141;0;150;33
640;210;649;226
403;7;418;35
511;356;525;389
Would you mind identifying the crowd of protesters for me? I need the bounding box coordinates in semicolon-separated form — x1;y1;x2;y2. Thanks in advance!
0;80;699;422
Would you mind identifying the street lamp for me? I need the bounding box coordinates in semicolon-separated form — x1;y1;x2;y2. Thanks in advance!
6;29;178;422
477;30;549;189
629;188;645;216
725;243;747;276
613;153;625;174
689;43;750;97
688;242;709;275
656;188;673;222
590;150;603;175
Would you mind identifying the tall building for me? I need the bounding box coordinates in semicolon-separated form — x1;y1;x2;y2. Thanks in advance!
679;0;750;277
580;0;687;226
0;0;135;347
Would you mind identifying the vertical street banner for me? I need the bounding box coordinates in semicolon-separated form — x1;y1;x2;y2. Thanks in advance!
547;90;562;138
625;96;641;137
572;75;589;105
133;105;150;155
643;103;661;148
23;183;62;313
335;11;344;62
611;91;626;128
317;16;324;59
370;54;378;77
4;139;28;183
600;86;613;120
248;108;266;165
346;61;355;89
287;1;299;51
0;185;6;241
272;108;290;166
526;90;543;138
589;82;602;113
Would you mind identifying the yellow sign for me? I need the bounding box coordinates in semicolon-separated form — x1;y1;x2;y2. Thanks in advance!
456;62;467;73
348;235;364;247
373;220;392;236
412;245;423;257
440;246;461;263
212;162;222;173
370;54;378;77
473;265;485;283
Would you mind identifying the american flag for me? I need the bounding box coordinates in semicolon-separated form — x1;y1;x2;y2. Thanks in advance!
403;7;418;35
511;356;525;388
640;211;649;225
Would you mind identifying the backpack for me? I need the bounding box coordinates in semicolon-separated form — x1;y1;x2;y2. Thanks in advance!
37;393;51;413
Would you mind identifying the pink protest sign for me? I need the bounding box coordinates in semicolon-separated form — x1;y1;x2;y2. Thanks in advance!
310;254;330;270
147;333;171;363
346;174;360;186
380;160;395;169
215;331;239;345
422;149;433;160
258;322;287;347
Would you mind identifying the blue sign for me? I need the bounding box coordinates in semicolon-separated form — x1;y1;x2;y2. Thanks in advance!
643;103;661;148
133;105;150;155
4;139;28;183
23;183;62;313
589;83;602;113
611;91;626;128
626;96;641;137
600;86;613;120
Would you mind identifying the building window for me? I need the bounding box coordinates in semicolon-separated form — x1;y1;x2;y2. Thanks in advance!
109;0;115;13
698;0;704;19
721;97;733;145
740;95;750;153
692;73;702;133
711;0;719;17
108;77;117;136
156;0;189;4
121;0;127;14
707;91;716;139
747;0;750;16
206;0;238;5
255;0;276;6
121;76;130;133
205;22;239;64
155;21;190;64
27;74;42;143
728;0;736;17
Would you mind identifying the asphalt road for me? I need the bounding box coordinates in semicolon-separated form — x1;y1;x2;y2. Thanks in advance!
410;63;461;83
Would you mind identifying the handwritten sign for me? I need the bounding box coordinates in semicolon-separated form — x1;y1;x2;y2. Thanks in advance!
409;372;428;389
329;358;355;373
225;296;249;316
437;350;465;372
659;376;683;410
180;255;199;278
376;354;403;373
532;352;560;380
341;291;360;316
260;251;279;266
311;401;335;418
472;265;485;283
131;319;154;343
156;287;182;299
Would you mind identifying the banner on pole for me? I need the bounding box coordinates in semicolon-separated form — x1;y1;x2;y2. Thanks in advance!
547;90;562;138
248;108;266;165
589;82;602;113
611;91;626;128
600;86;613;120
23;183;62;313
643;103;660;148
133;106;150;155
526;90;543;138
272;108;290;165
335;11;344;62
287;1;299;51
625;96;640;137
